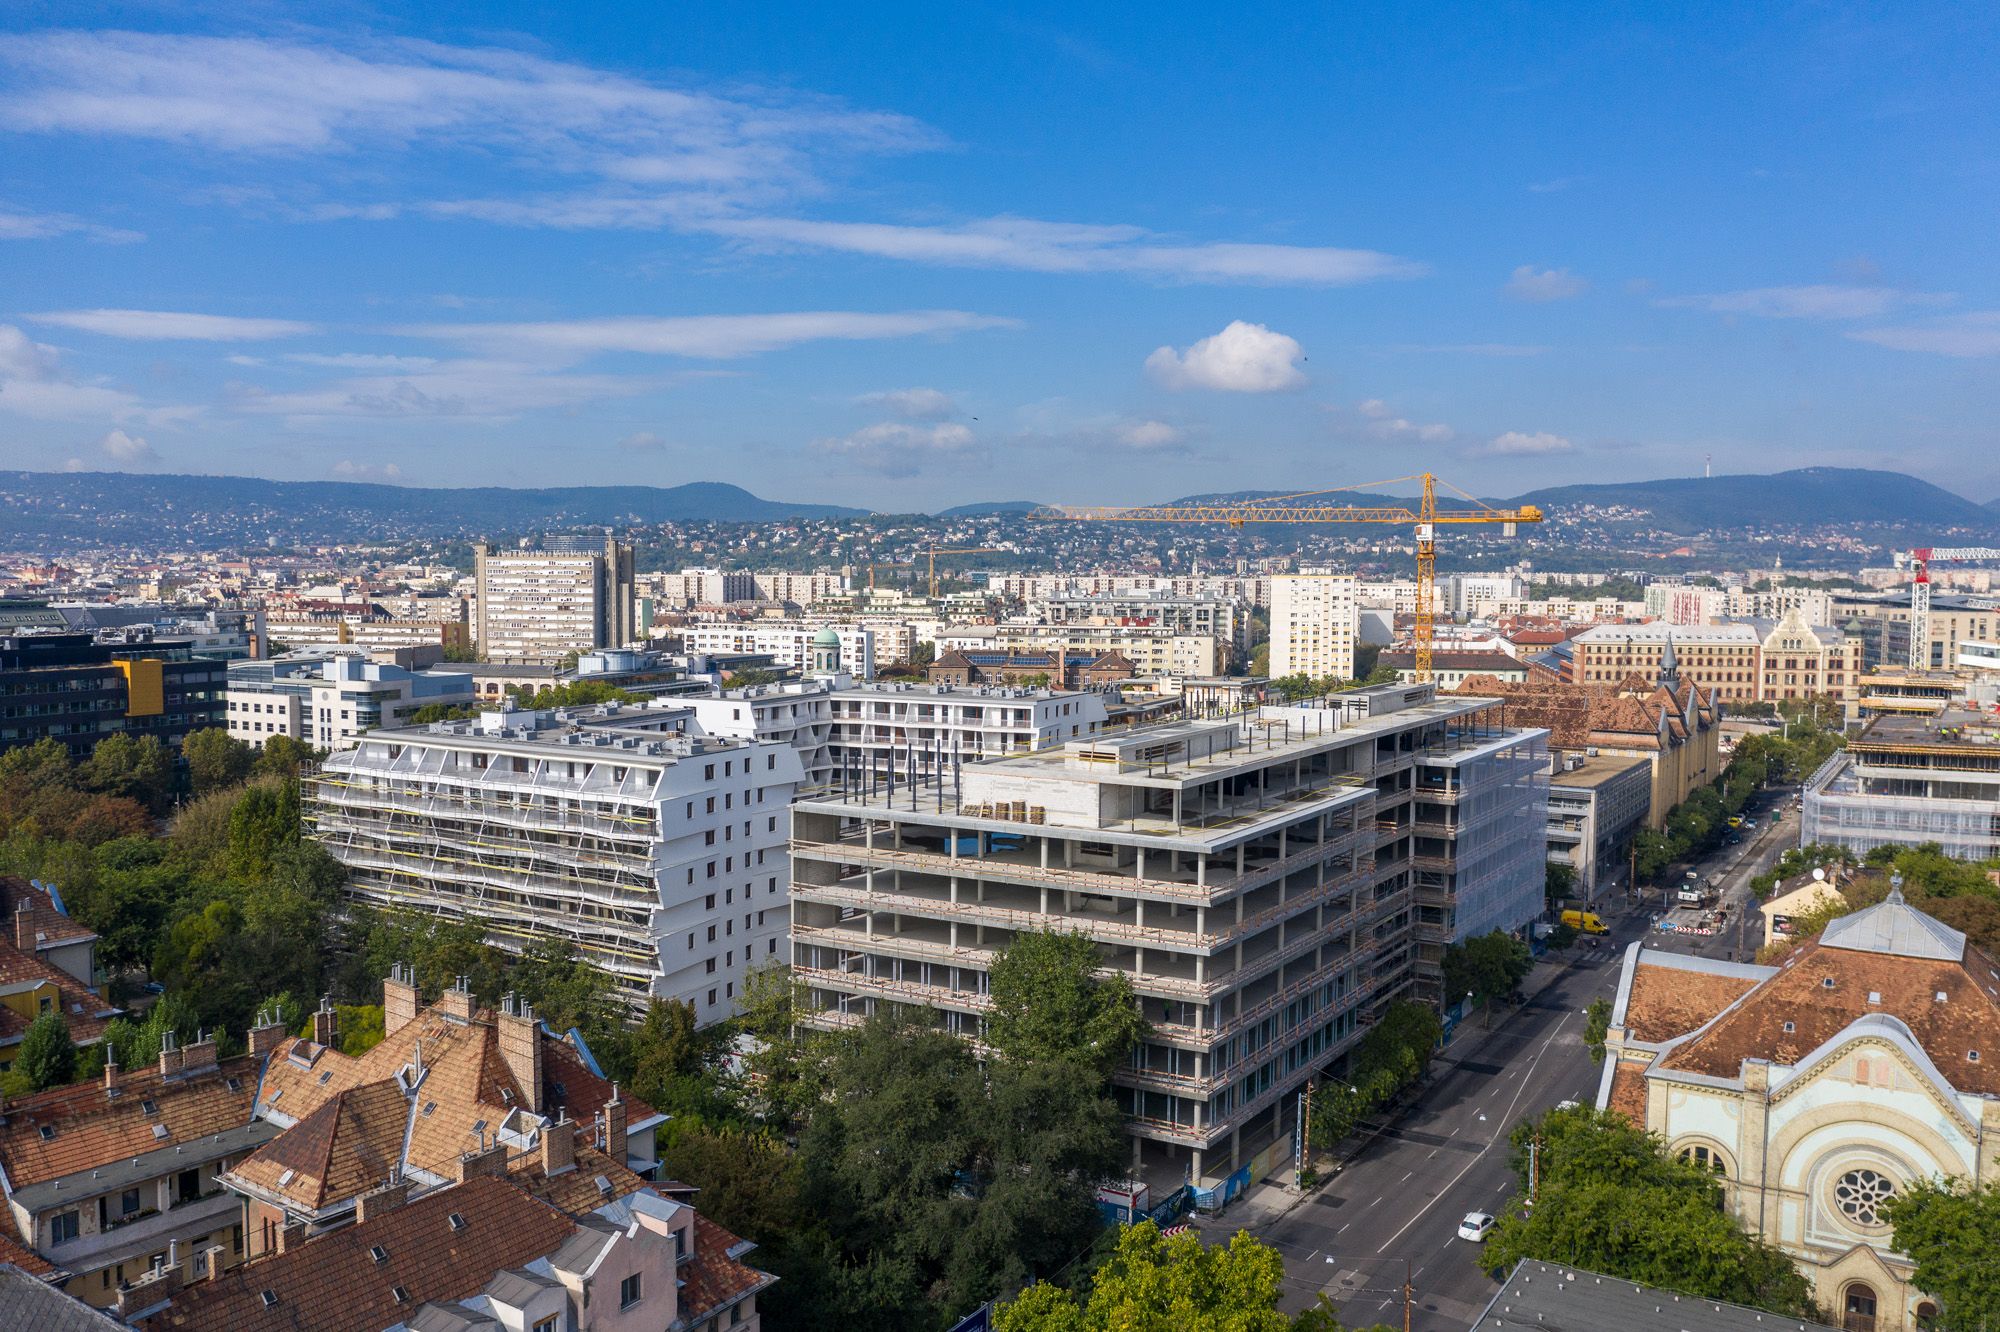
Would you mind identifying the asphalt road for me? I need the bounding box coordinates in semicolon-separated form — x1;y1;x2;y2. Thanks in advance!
1202;789;1800;1330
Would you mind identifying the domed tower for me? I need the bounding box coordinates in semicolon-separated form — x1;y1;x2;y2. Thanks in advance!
809;626;843;675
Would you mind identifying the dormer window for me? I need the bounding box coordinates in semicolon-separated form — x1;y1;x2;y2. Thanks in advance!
369;1245;388;1265
447;1212;466;1232
260;1291;279;1308
392;1286;410;1304
1821;977;1836;989
1782;1022;1796;1033
141;1099;158;1116
37;1125;55;1142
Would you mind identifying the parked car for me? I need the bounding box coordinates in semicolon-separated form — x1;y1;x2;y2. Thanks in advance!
1458;1212;1496;1242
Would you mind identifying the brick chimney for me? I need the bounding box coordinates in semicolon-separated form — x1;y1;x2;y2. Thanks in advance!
383;962;419;1034
13;898;31;952
275;1220;308;1254
602;1083;627;1165
248;1007;289;1058
114;1260;181;1319
180;1030;218;1076
497;994;542;1113
103;1047;122;1098
354;1175;412;1223
455;1138;510;1183
539;1108;575;1177
158;1030;183;1080
311;996;337;1049
438;975;475;1024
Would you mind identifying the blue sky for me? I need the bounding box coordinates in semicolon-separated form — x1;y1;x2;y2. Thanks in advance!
2;3;1997;510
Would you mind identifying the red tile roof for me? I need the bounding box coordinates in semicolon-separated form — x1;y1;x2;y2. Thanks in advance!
1622;958;1762;1043
228;1080;412;1213
0;942;116;1048
0;1054;260;1189
678;1214;776;1323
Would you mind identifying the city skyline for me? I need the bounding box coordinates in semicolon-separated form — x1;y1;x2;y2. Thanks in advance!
3;5;1997;508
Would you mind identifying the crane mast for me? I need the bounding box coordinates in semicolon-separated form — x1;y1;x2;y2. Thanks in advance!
1901;546;2000;668
1040;472;1544;682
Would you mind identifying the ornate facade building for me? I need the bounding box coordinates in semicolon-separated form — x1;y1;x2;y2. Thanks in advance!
1597;893;2000;1332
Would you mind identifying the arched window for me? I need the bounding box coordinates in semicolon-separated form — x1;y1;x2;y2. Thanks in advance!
1842;1281;1878;1332
1835;1168;1896;1228
1677;1144;1728;1176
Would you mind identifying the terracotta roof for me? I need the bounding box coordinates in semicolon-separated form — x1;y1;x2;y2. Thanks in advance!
0;877;96;950
0;1054;261;1189
510;1144;648;1216
1382;650;1526;673
0;943;116;1048
0;1212;55;1279
140;1175;577;1332
228;1080;412;1213
1621;957;1762;1043
1449;673;1715;754
678;1213;775;1324
1605;1063;1649;1123
1659;938;2000;1094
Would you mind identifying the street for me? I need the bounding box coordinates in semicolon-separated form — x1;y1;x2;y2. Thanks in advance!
1192;790;1798;1329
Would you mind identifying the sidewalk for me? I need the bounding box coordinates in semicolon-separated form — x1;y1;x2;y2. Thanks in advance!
1211;945;1592;1231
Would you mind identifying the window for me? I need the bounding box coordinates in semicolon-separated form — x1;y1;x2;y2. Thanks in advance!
620;1273;643;1309
121;1188;142;1216
50;1210;79;1244
533;1318;560;1332
708;989;717;1006
1677;1145;1726;1176
706;958;717;974
1835;1168;1895;1228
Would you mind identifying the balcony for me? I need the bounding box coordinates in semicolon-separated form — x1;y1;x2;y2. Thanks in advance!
42;1190;242;1270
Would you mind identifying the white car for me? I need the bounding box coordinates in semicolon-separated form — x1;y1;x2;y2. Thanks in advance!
1458;1211;1496;1242
1555;1099;1579;1111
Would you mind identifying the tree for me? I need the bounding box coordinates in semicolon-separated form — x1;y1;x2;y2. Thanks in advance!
1583;997;1612;1065
659;1127;805;1248
182;727;253;795
1632;828;1673;884
987;930;1147;1077
1441;931;1532;1008
1545;862;1576;907
251;735;318;782
82;733;173;811
13;1010;77;1091
226;777;301;882
727;668;784;688
1884;1177;2000;1331
995;1223;1308;1332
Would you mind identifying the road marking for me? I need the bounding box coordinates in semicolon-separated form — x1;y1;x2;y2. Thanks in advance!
1306;1250;1319;1263
1402;1171;1414;1182
1369;1196;1382;1207
1337;1223;1349;1234
1375;1006;1578;1254
1428;1150;1438;1160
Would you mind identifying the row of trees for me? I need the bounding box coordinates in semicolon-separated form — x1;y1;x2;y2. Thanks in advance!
1306;1000;1443;1154
1749;842;2000;962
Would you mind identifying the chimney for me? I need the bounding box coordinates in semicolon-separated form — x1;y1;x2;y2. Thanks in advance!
158;1030;183;1080
438;975;475;1024
602;1083;627;1165
199;1244;225;1283
248;1007;289;1058
180;1030;218;1076
383;962;418;1034
354;1175;412;1223
104;1047;122;1098
114;1261;181;1318
275;1220;308;1254
497;994;542;1113
540;1108;575;1176
455;1138;510;1183
311;996;337;1049
13;898;30;952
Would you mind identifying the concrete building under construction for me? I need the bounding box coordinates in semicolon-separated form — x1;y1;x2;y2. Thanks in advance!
1803;705;2000;861
787;684;1548;1189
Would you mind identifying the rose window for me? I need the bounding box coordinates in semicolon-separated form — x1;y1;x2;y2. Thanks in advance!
1834;1168;1895;1227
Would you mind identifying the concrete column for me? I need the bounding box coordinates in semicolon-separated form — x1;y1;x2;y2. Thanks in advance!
1136;847;1146;881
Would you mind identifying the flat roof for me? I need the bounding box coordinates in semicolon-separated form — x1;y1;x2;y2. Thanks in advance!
1853;706;2000;751
1549;752;1651;788
1473;1260;1839;1332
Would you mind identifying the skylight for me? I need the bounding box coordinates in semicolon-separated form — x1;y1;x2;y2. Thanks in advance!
447;1212;466;1232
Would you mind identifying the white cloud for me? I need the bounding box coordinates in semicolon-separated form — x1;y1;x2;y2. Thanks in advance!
233;358;650;422
818;420;978;475
856;387;957;419
1356;398;1452;442
97;428;157;465
703;216;1424;286
63;456;86;471
1504;265;1588;302
284;352;437;370
1848;312;2000;357
617;431;673;452
0;322;154;421
1482;430;1574;456
1112;420;1186;451
331;459;403;480
1146;321;1306;393
0;205;142;243
406;310;1016;360
32;309;319;341
1655;285;1954;320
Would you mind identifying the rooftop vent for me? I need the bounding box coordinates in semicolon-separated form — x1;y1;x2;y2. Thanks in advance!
392;1286;410;1304
369;1245;388;1265
1782;1021;1796;1033
141;1099;158;1116
260;1291;279;1308
447;1212;466;1232
151;1124;169;1140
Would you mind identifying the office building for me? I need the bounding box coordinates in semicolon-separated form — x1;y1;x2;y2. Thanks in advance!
474;535;636;665
305;706;804;1019
0;632;224;760
788;685;1546;1188
1803;705;2000;860
1268;575;1359;681
1031;591;1251;656
225;655;476;751
1572;623;1763;702
678;622;878;680
1598;892;1999;1331
1545;752;1650;900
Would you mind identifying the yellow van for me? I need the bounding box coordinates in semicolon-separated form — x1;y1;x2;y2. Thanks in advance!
1561;909;1609;935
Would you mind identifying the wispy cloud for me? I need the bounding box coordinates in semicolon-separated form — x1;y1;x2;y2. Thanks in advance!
1478;430;1573;456
0;204;141;243
818;420;979;475
703;216;1425;286
330;459;403;480
1147;321;1307;392
1357;398;1453;443
617;431;674;452
232;359;652;423
1848;312;2000;357
404;310;1016;360
1503;265;1588;302
283;352;436;370
1655;285;1954;320
1111;420;1187;451
0;322;192;423
855;387;958;420
31;309;319;340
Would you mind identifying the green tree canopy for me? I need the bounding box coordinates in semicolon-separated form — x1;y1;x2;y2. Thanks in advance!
987;930;1147;1076
13;1009;77;1092
1884;1177;2000;1331
1441;931;1533;1007
182;727;254;795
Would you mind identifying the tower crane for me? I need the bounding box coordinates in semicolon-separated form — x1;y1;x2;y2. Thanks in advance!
1897;546;2000;668
1039;472;1544;683
919;545;1002;598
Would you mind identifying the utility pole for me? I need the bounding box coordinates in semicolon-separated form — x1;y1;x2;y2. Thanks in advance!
1404;1257;1415;1332
1528;1135;1539;1204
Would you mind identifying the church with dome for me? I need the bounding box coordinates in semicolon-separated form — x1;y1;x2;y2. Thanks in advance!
1598;890;2000;1331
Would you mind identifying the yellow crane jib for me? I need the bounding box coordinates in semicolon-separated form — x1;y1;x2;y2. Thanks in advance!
1035;472;1545;684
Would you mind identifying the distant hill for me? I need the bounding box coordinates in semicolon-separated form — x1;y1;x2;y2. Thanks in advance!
938;500;1045;516
1510;467;1997;533
0;471;867;547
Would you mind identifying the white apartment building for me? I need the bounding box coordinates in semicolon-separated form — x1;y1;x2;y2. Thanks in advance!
1270;574;1360;680
1032;592;1251;654
1445;572;1526;616
656;567;759;607
753;571;852;605
984;573;1273;608
226;654;476;750
789;685;1547;1189
679;623;879;679
1645;584;1837;627
474;535;636;665
943;625;1226;677
304;704;805;1022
